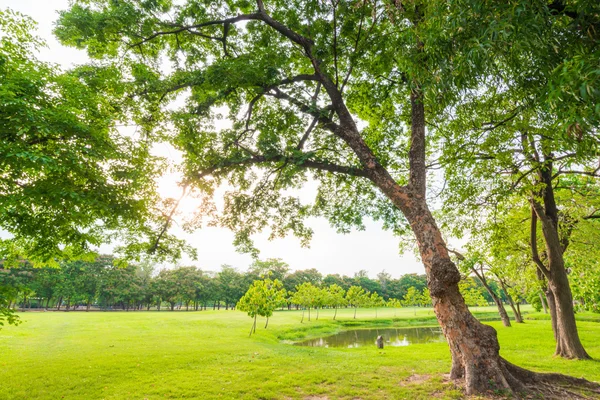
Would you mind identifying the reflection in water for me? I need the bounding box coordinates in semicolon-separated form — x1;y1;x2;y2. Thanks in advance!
297;327;445;348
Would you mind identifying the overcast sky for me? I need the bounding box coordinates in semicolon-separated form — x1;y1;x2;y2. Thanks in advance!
4;0;430;278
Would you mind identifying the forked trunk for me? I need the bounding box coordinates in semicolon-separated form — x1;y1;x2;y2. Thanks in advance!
499;280;523;324
474;268;511;327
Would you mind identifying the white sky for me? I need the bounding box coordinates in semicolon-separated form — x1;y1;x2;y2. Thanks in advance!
3;0;431;278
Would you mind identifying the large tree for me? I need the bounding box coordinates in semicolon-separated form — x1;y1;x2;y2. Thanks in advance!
434;0;600;360
55;0;599;396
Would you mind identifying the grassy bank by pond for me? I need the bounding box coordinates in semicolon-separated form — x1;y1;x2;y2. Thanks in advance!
1;306;599;399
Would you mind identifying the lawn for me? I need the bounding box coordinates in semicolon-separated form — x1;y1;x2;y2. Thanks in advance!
1;306;599;399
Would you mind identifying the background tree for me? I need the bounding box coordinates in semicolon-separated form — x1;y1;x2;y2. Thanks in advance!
387;298;402;317
369;292;386;319
248;258;290;281
345;286;368;320
402;287;422;316
327;284;346;320
238;278;286;334
459;279;488;311
291;282;318;323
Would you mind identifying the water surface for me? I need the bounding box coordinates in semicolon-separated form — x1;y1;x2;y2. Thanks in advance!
297;326;445;348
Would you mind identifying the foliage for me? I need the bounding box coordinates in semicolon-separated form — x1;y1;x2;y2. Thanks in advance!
0;8;188;267
237;278;286;334
459;279;488;309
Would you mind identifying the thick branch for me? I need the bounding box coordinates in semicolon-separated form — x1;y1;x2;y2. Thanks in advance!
409;89;426;194
196;153;369;180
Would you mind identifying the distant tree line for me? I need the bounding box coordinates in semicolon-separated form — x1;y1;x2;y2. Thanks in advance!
1;256;505;313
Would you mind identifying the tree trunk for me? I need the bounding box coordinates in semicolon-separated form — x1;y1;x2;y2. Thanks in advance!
333;307;337;320
531;200;590;359
352;91;535;395
353;307;357;319
265;317;269;329
539;292;548;314
301;309;304;323
308;307;311;321
499;280;522;324
474;268;511;327
249;315;256;337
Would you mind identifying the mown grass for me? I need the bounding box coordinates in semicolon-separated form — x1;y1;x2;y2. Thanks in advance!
1;306;599;399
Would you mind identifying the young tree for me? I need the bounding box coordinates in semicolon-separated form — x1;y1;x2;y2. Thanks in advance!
345;286;368;320
291;282;318;323
237;278;286;335
369;292;386;319
402;287;422;316
326;284;346;320
387;298;402;318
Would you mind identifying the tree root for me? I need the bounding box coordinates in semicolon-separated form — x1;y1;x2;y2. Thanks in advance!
494;359;600;399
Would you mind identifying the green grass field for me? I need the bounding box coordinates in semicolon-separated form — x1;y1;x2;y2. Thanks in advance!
1;306;599;399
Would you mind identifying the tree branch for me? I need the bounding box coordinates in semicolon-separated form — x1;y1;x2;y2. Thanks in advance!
195;153;369;180
553;167;600;179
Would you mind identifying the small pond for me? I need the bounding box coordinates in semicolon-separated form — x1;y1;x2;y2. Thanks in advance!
296;327;445;348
